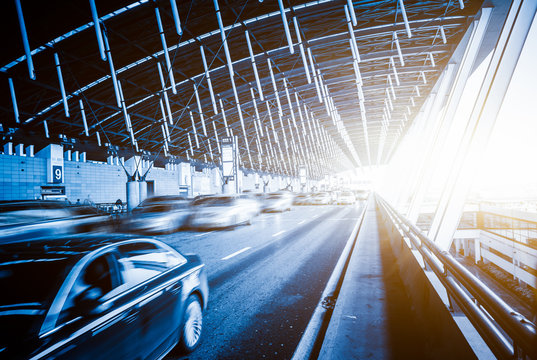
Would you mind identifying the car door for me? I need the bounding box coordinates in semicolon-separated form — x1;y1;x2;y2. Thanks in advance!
41;251;141;360
117;241;185;360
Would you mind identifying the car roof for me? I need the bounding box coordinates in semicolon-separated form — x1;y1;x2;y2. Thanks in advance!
0;233;150;261
142;195;187;202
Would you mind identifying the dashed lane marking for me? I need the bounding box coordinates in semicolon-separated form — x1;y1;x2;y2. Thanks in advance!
272;230;286;237
194;231;214;237
221;247;252;260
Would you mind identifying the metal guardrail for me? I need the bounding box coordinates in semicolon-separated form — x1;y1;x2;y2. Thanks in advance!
377;195;536;360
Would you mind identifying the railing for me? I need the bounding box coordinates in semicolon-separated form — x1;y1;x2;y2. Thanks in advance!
376;195;537;360
95;203;128;217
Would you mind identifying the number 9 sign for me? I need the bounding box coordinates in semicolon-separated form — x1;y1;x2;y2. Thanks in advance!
52;165;63;183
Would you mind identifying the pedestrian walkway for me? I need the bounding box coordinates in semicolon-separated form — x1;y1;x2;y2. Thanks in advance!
317;200;476;359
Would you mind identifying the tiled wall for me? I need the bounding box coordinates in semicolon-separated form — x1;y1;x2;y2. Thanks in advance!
0;154;184;203
145;167;180;197
0;152;304;201
0;154;47;200
64;161;127;203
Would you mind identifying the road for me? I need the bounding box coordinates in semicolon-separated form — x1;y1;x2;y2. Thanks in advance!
156;203;364;359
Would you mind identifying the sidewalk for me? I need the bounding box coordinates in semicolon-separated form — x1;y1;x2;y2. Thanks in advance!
317;202;427;359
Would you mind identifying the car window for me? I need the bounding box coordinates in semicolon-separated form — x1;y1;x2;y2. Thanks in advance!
118;242;186;288
58;253;121;324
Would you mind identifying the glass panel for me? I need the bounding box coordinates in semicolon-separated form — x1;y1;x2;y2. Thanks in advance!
118;242;185;288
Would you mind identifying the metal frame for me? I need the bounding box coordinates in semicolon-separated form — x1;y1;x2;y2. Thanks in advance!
377;194;537;359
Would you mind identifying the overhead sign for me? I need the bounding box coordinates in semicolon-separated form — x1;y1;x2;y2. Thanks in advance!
221;137;235;179
299;166;307;185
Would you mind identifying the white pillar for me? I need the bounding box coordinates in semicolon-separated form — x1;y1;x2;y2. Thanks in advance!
126;181;140;212
4;142;13;155
15;144;25;156
139;180;147;203
474;237;481;264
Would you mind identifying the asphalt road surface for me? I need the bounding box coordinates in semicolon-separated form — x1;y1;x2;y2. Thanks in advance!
156;203;364;359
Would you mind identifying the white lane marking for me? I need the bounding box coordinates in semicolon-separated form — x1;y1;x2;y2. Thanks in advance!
221;247;252;260
194;231;214;237
272;230;286;237
298;220;306;225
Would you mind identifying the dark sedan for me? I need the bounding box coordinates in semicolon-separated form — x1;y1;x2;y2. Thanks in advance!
0;234;208;359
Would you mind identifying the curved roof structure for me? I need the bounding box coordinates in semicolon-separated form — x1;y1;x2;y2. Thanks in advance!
0;0;482;177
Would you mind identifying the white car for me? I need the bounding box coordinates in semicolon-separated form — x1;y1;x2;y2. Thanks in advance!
262;192;294;212
189;195;259;229
310;192;332;205
125;200;192;234
337;191;356;205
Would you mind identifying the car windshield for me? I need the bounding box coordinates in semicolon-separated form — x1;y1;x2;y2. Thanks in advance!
192;197;234;206
0;256;73;344
140;196;186;206
267;194;284;199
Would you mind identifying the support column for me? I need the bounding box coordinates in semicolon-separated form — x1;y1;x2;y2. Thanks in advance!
429;0;537;251
407;64;456;222
222;179;235;194
454;238;462;255
139;180;147;204
474;237;481;264
126;180;140;212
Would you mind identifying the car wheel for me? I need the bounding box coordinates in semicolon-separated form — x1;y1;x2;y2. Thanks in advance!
179;295;203;353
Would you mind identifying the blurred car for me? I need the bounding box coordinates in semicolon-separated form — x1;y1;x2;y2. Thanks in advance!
138;195;187;207
189;195;259;229
337;191;357;205
0;201;112;241
355;190;370;200
293;193;312;205
123;199;192;234
0;234;208;359
309;192;332;205
241;192;264;215
262;192;294;212
329;191;340;204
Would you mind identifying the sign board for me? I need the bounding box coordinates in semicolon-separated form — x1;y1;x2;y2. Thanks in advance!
178;185;189;197
221;137;233;145
37;144;64;184
52;165;63;183
299;166;307;185
41;185;65;195
221;137;235;179
222;146;233;162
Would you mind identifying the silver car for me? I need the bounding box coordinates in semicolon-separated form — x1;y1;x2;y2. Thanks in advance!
262;192;294;212
337;191;356;205
124;200;192;234
310;192;332;205
189;195;259;229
